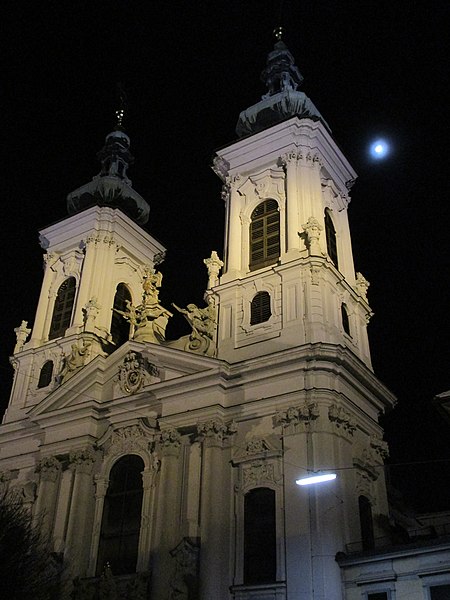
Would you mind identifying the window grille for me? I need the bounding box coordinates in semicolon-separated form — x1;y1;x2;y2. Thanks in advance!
49;277;76;340
37;360;53;388
111;283;132;347
250;292;271;325
341;303;351;336
244;487;276;584
250;200;280;270
324;209;338;268
359;495;375;550
96;455;144;576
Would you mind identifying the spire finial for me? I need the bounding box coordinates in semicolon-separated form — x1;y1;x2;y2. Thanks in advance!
273;26;283;41
115;82;127;131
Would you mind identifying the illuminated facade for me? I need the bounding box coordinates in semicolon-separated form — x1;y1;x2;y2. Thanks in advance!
0;37;412;600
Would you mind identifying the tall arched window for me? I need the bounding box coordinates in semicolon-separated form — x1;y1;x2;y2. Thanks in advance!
324;209;338;269
341;303;351;336
250;200;280;270
244;487;276;584
110;283;132;347
37;360;53;388
49;277;76;340
359;495;375;550
96;455;144;576
250;291;272;325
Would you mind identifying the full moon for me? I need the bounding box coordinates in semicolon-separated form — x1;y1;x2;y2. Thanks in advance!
370;139;389;159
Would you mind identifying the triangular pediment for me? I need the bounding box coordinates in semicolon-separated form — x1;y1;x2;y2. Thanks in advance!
28;340;221;420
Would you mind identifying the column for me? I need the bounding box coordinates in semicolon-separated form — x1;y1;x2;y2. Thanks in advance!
281;152;300;255
151;427;182;600
65;447;96;577
136;460;160;572
33;456;62;538
197;418;236;600
87;475;109;576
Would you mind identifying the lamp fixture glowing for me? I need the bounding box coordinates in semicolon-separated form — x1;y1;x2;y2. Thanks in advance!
296;473;337;486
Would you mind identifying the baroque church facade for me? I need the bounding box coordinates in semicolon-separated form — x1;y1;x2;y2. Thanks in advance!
2;36;436;600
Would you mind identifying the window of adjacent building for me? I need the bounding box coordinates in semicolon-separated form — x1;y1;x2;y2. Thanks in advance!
324;209;338;269
96;454;144;576
430;585;450;600
110;283;132;347
367;593;389;600
243;487;276;584
250;199;280;270
341;303;351;336
37;360;53;388
48;277;76;340
250;291;272;325
359;495;375;550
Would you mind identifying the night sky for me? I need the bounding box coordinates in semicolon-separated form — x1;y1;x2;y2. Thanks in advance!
2;1;450;511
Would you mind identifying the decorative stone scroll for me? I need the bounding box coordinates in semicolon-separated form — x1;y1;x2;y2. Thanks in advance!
328;404;357;436
117;350;159;395
109;424;151;455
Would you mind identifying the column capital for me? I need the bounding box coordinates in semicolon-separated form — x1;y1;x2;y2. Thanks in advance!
36;456;62;482
274;402;320;433
158;427;182;456
197;418;237;447
69;446;96;474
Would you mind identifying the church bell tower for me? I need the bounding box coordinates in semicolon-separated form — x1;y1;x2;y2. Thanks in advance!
214;33;371;368
4;124;166;424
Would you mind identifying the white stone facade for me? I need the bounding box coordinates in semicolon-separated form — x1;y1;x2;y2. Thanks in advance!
0;66;402;600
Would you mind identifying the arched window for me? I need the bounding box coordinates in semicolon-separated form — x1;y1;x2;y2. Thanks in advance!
244;487;276;584
110;283;132;347
359;495;375;550
341;303;351;336
324;209;338;269
96;455;144;576
49;277;76;340
37;360;53;388
250;291;271;325
250;200;280;270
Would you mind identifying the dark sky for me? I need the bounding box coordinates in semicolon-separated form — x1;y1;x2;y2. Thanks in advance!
2;1;450;510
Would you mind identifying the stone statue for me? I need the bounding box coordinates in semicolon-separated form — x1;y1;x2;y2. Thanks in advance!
57;339;91;383
172;299;217;357
13;320;31;354
113;271;172;344
82;297;101;331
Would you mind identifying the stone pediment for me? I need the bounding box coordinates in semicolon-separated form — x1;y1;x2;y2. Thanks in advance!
27;340;220;420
